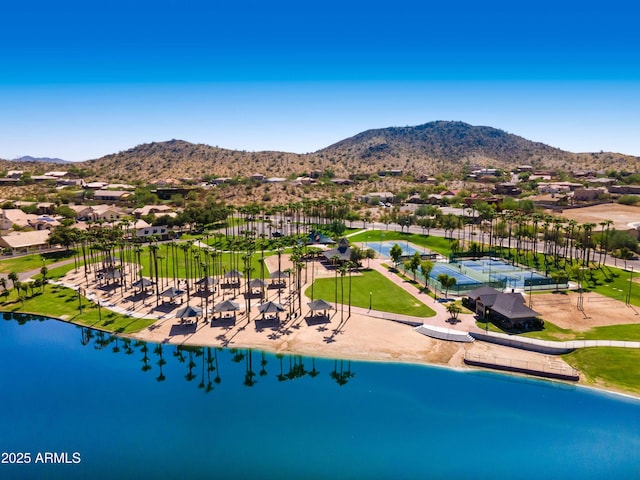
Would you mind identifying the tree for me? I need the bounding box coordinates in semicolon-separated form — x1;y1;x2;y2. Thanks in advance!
405;251;422;281
437;273;457;298
446;303;462;321
8;271;18;290
389;244;403;266
364;248;376;269
420;260;434;292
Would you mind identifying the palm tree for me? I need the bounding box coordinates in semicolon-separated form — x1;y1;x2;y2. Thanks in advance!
8;271;18;290
338;263;347;322
149;243;160;306
446;303;462;321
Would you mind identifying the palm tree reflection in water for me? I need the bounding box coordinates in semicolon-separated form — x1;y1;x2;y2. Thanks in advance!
75;329;355;391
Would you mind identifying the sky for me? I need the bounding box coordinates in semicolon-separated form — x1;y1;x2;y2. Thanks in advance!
1;0;639;161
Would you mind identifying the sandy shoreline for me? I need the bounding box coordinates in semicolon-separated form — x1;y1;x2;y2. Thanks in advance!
53;257;598;392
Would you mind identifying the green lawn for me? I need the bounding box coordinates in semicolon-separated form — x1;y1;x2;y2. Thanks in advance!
477;318;640;342
563;347;640;396
305;269;435;317
0;249;77;274
0;284;155;334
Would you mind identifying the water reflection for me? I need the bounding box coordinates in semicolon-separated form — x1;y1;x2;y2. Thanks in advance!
76;325;355;389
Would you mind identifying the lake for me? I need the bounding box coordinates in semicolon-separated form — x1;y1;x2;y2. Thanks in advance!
1;313;639;479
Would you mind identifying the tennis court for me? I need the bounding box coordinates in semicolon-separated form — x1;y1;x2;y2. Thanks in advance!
362;241;423;258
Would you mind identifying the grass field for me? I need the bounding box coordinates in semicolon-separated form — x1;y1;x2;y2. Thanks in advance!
0;249;76;274
477;318;640;342
563;347;640;396
0;284;154;334
305;269;436;317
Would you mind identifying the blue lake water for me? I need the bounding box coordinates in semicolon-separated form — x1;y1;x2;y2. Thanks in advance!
1;313;640;479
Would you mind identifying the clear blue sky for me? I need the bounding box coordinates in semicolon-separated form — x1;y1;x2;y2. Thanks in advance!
1;0;639;161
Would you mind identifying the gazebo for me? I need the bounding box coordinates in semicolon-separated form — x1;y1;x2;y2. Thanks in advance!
307;298;334;321
213;299;240;321
195;276;218;293
248;278;266;297
175;305;202;324
132;277;154;291
258;301;284;320
268;270;289;288
161;286;184;303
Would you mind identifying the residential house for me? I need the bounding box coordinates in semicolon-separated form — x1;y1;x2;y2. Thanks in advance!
493;182;522;196
572;187;607;202
132;220;170;241
93;190;132;202
0;230;52;255
359;192;394;204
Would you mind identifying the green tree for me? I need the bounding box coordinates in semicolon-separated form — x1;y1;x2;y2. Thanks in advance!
420;260;434;292
405;251;422;281
446;303;462;320
437;273;457;298
8;271;18;290
389;244;403;266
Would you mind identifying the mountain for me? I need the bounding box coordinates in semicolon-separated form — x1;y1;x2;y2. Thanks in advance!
320;121;566;163
2;122;637;182
13;155;71;164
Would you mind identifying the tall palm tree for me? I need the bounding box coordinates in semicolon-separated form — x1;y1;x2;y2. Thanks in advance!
338;263;347;322
149;243;160;306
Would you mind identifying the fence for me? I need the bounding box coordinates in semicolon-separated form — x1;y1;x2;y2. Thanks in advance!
464;352;579;381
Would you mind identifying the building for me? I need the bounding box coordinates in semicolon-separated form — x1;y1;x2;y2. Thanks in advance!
131;220;170;241
0;230;52;255
464;286;541;330
359;192;394;204
493;182;522;196
93;190;132;202
572;187;607;202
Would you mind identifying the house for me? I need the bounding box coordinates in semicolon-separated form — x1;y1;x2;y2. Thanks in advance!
132;205;174;218
90;205;123;222
609;185;640;195
93;190;132;202
493;182;522;196
463;286;541;330
378;169;403;177
330;178;354;186
68;205;94;221
30;216;61;231
0;230;51;254
415;174;436;184
44;171;69;178
359;192;394;204
572;187;607;202
132;220;170;241
0;209;34;230
530;194;568;208
84;181;109;189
